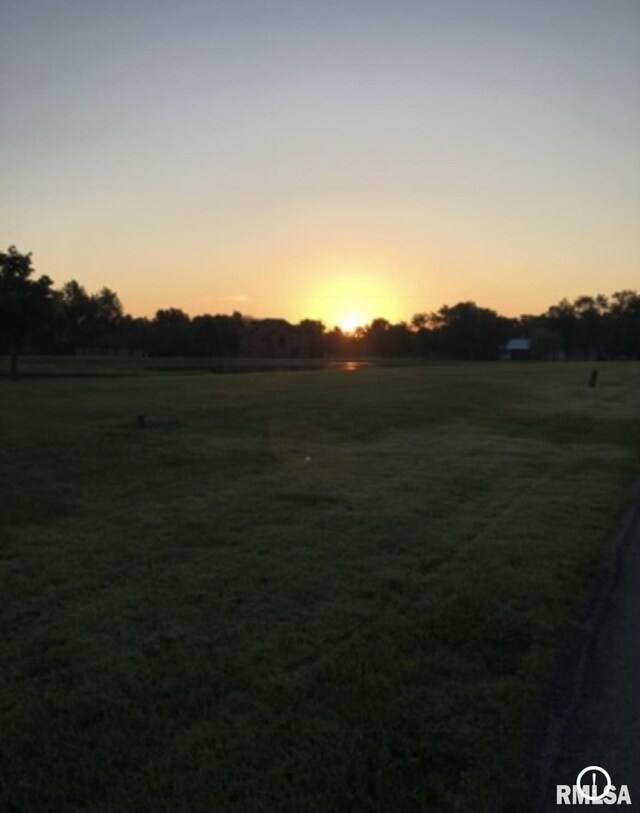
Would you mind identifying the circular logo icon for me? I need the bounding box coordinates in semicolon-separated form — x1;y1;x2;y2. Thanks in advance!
575;766;612;802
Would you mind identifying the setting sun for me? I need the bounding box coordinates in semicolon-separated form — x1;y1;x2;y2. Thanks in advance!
305;267;403;332
335;311;366;334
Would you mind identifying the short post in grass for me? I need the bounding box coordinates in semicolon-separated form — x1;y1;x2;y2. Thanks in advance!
588;369;598;388
136;414;146;428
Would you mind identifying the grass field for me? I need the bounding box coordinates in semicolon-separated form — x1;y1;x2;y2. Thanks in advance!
1;361;639;812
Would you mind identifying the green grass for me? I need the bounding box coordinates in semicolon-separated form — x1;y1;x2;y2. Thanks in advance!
1;361;639;812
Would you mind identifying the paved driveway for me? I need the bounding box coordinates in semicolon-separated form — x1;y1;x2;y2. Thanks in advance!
536;483;640;810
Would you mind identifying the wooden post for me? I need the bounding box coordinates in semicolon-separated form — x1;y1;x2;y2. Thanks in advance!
136;414;146;428
588;369;598;388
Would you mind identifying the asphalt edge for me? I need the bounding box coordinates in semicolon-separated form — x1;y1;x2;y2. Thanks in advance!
529;477;640;809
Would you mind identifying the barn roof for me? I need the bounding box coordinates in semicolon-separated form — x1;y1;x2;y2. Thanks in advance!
505;337;530;351
243;318;295;337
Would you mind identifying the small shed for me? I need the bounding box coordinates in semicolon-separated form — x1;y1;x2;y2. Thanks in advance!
501;337;531;361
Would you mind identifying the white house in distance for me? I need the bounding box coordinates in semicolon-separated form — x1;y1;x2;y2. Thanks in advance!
501;337;531;360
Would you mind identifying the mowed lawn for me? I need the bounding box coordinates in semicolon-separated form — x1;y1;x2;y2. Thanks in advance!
1;362;639;812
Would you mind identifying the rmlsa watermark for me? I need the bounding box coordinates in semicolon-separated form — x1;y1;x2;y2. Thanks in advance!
557;765;631;805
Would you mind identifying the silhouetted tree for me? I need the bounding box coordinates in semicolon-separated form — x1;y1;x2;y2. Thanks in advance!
429;302;508;360
0;246;55;378
410;313;429;330
410;314;432;357
530;324;564;360
298;319;325;357
190;315;219;356
605;290;640;359
545;299;578;358
58;281;124;351
363;318;392;356
216;311;246;356
386;322;414;356
59;280;96;349
118;315;150;354
188;312;245;356
93;287;123;335
324;326;349;356
149;308;191;356
573;295;607;359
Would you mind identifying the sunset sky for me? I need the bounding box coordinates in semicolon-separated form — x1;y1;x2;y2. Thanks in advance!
2;0;639;329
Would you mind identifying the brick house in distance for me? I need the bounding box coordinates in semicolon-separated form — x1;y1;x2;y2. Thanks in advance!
238;318;312;358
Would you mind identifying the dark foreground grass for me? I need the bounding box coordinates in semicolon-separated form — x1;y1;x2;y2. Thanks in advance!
1;361;639;812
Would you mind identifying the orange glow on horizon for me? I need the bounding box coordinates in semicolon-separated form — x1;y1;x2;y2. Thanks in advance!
304;265;403;332
335;310;367;333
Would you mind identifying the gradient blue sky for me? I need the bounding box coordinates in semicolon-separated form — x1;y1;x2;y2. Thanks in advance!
2;0;639;326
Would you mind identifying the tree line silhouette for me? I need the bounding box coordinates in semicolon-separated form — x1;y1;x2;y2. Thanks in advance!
1;245;639;378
